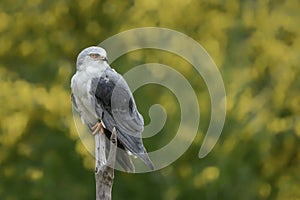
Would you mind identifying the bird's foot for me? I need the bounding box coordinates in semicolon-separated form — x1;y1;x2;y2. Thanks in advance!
92;121;104;135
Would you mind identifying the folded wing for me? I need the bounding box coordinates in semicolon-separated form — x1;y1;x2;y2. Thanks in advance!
91;67;154;170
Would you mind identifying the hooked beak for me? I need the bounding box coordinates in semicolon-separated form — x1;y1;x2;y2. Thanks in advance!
103;57;108;62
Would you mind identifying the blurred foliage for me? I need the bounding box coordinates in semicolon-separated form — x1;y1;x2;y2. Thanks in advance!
1;0;300;199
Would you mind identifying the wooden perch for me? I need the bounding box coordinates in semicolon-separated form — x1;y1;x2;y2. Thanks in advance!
95;127;117;200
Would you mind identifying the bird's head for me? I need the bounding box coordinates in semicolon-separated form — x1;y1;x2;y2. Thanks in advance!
76;46;108;71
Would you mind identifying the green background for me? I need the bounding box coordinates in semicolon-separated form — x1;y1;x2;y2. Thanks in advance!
1;0;300;199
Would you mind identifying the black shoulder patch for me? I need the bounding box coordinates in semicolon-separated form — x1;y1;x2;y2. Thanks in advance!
95;75;115;113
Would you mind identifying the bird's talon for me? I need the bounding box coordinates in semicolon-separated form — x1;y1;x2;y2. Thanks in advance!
92;122;104;135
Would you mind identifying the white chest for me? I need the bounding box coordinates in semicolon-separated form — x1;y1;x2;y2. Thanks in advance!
71;64;107;124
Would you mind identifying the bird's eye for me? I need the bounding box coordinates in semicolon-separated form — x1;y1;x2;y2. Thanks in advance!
89;53;107;61
89;53;100;59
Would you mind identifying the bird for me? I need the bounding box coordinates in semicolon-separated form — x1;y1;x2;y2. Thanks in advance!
71;46;154;172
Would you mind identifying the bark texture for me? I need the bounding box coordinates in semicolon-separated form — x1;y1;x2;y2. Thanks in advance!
95;127;117;200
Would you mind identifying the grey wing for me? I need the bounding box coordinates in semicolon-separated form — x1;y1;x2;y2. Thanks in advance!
95;68;145;153
94;68;154;170
87;77;135;172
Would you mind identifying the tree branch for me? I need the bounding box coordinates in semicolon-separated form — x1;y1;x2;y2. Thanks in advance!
95;127;117;200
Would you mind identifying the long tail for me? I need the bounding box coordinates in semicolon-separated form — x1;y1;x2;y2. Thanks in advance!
88;124;135;172
136;149;154;170
103;128;135;172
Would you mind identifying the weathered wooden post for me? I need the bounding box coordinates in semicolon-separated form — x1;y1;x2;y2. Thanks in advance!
94;127;117;200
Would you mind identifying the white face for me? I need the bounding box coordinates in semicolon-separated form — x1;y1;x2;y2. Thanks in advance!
76;46;108;70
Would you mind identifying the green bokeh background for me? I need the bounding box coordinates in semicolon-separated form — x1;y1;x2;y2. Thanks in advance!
1;0;300;199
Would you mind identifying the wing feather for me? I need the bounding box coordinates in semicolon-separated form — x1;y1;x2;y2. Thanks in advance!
94;68;144;152
92;67;154;170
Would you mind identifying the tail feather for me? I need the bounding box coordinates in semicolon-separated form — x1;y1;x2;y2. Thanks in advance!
115;148;135;172
89;124;154;171
136;150;154;170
